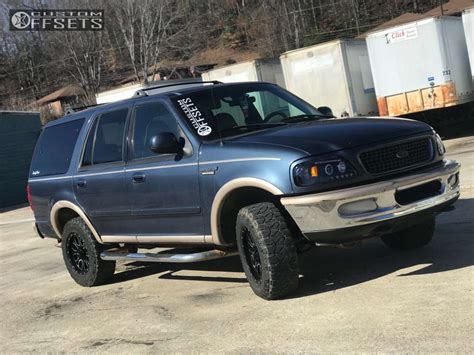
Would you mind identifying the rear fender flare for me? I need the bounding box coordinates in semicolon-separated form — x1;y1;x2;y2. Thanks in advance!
50;200;102;243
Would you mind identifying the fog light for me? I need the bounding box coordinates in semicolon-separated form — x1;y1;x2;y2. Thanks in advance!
339;199;378;216
448;173;459;188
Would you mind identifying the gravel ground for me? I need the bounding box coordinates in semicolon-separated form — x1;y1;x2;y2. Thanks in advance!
0;135;473;353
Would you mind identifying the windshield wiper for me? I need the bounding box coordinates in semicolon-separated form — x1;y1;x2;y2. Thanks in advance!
281;114;331;123
219;123;287;134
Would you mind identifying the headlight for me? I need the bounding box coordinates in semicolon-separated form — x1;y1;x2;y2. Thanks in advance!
293;157;358;186
435;133;445;155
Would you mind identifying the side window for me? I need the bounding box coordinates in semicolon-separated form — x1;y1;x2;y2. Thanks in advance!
132;102;179;159
30;118;85;177
82;108;128;166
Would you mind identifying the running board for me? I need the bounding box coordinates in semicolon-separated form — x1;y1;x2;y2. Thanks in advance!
100;249;237;263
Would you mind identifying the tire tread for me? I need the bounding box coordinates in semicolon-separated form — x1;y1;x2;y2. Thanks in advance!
237;202;299;299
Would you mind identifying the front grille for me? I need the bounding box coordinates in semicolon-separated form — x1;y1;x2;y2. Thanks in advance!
360;137;433;175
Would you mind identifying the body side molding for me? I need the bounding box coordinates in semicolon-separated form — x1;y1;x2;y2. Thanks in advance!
100;235;213;244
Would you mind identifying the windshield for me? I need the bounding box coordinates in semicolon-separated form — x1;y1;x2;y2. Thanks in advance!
171;83;324;140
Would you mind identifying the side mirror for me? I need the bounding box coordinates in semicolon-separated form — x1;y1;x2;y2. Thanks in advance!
149;132;182;154
317;106;335;118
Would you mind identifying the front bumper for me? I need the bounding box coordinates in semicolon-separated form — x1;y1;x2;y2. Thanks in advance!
281;160;460;242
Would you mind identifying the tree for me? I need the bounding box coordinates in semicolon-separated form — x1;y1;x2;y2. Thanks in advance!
113;0;189;84
58;30;104;104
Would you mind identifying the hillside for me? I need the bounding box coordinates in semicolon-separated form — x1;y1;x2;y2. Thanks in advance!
0;0;458;111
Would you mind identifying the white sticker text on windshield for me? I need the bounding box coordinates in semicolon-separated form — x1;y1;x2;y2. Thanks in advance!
177;98;212;137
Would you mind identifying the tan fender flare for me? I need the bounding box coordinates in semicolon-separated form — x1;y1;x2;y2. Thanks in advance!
50;200;102;243
210;178;283;245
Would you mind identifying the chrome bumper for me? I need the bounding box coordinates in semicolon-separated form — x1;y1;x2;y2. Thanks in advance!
281;160;460;236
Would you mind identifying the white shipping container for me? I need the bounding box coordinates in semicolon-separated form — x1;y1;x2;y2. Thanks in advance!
201;59;285;87
462;8;474;81
280;39;378;117
366;16;474;116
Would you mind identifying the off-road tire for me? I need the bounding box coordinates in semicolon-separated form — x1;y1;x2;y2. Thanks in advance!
381;217;435;250
236;202;299;300
62;217;115;286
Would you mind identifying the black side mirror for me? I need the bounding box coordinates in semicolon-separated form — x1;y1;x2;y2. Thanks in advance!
149;132;182;154
317;106;335;118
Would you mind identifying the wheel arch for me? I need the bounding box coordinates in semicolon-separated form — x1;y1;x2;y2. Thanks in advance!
50;200;102;243
210;178;284;246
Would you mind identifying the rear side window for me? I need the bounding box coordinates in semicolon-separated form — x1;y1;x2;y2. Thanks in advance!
82;109;128;166
30;118;84;177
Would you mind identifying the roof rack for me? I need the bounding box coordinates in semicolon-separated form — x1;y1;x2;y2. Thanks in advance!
64;103;104;115
134;81;222;97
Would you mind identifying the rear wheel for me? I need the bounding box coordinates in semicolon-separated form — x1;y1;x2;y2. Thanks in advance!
62;217;115;286
236;202;299;300
381;217;435;250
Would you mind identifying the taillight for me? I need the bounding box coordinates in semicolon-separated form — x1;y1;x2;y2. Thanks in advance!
27;183;34;211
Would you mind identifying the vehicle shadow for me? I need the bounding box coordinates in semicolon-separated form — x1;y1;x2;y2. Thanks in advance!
111;198;473;299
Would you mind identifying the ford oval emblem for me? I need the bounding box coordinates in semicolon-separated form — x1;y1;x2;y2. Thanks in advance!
396;150;409;159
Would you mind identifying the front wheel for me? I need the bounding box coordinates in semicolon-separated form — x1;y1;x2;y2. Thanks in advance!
62;217;115;286
381;217;435;250
236;202;299;300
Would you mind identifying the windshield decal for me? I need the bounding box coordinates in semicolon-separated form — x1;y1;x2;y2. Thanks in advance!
177;97;212;137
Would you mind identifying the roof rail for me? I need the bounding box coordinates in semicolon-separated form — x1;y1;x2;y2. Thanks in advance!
134;81;222;97
65;103;104;115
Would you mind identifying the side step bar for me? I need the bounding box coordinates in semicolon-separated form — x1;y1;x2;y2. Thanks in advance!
100;249;237;263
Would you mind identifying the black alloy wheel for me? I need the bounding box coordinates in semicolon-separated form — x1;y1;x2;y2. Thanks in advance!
241;226;262;281
66;232;90;275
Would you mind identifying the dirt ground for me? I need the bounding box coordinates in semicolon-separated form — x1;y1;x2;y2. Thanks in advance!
1;135;473;353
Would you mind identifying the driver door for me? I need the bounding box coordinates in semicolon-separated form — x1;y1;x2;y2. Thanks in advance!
124;100;203;241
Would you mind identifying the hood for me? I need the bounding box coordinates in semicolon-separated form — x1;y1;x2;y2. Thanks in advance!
228;117;432;155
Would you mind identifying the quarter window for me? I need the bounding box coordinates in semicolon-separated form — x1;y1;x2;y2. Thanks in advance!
30;118;84;177
82;108;128;166
132;102;179;159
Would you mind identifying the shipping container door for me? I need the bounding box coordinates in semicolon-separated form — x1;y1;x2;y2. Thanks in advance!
345;42;378;116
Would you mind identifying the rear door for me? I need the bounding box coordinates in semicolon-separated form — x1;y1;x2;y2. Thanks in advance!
124;99;203;241
73;107;132;236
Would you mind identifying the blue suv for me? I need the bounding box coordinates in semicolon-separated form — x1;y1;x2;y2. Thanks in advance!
29;82;460;299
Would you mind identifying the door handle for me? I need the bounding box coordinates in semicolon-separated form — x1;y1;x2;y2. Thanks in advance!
132;173;146;183
76;179;87;188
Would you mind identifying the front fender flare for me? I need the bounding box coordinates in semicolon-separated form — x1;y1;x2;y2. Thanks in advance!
209;178;283;245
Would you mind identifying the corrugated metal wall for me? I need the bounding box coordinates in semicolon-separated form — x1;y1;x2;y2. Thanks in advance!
0;112;42;208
